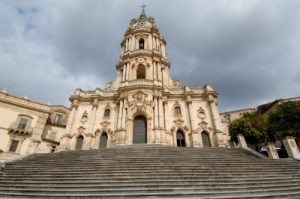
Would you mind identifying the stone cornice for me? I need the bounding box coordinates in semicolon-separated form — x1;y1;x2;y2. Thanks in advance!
0;92;51;114
117;50;170;69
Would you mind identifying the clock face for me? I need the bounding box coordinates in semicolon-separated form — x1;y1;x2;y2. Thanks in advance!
134;21;151;30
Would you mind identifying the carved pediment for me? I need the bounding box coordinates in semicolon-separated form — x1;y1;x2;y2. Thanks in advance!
173;119;184;127
128;91;153;112
100;121;111;131
197;121;213;132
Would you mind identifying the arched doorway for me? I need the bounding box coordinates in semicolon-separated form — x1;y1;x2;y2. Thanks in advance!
133;116;147;144
202;131;211;147
99;132;108;149
75;135;84;150
176;130;186;147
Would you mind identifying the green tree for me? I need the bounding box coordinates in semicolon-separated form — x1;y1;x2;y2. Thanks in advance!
229;112;269;149
268;101;300;140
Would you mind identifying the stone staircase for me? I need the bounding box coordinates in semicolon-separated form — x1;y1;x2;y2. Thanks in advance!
1;144;300;198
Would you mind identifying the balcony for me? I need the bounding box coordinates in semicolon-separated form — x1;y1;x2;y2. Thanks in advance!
8;122;33;136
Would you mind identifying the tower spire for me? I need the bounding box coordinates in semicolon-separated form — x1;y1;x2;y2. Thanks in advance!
140;5;147;18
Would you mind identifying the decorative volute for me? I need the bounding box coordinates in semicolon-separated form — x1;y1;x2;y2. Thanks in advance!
116;7;171;86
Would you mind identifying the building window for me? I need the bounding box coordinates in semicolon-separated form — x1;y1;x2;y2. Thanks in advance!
175;106;181;116
54;114;63;124
49;132;56;141
17;118;28;130
139;38;144;49
104;109;111;118
9;140;19;152
137;64;146;79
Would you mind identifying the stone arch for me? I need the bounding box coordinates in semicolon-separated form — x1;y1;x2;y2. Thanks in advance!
201;131;211;147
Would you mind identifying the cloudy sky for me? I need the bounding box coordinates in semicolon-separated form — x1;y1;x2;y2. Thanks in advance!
0;0;299;112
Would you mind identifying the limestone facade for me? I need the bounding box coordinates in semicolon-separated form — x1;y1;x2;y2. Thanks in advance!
0;91;69;155
60;10;229;150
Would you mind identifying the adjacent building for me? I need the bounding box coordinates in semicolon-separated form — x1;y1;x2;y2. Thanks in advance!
0;90;69;156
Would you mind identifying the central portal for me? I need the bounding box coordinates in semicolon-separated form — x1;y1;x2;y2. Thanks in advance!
133;115;147;144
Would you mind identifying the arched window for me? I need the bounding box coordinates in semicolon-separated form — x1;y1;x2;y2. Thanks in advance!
137;64;146;79
104;109;110;118
139;38;144;49
175;106;181;116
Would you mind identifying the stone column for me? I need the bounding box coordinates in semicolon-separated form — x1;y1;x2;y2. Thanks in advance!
161;68;165;85
148;35;152;49
163;99;169;131
237;134;248;148
282;136;300;159
66;104;78;135
154;96;159;128
208;95;222;133
88;99;98;135
122;65;126;82
125;38;128;51
158;97;164;129
157;63;162;81
266;142;279;159
129;37;132;50
162;44;166;57
153;62;157;81
117;100;123;129
131;65;136;80
128;64;132;81
187;99;195;132
187;100;200;147
126;63;130;81
153;36;156;49
121;100;127;129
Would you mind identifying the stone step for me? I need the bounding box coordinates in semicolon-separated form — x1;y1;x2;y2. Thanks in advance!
1;186;300;198
2;174;300;181
1;183;300;192
1;146;300;198
5;163;300;169
1;178;300;186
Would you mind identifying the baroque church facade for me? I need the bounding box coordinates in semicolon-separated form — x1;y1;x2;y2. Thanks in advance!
59;9;229;151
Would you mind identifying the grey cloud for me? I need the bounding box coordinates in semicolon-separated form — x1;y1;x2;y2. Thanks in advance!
0;0;300;112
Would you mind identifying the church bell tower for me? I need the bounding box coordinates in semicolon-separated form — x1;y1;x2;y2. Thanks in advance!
116;7;171;87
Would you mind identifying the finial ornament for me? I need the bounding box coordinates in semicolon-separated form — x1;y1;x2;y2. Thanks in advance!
140;5;146;17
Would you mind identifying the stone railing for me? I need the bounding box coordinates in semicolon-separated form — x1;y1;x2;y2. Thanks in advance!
122;79;154;87
8;122;33;135
190;87;204;95
168;88;185;95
